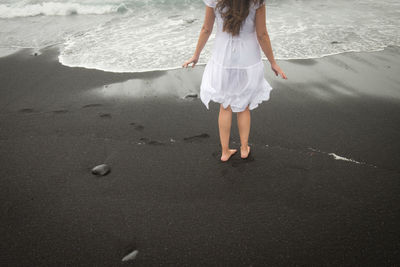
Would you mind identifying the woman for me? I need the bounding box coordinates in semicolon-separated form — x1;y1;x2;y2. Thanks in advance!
183;0;287;162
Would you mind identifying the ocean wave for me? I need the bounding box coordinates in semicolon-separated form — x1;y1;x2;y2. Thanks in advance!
0;2;129;18
1;0;399;73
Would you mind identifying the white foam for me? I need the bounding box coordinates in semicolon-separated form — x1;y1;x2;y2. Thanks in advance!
308;147;371;166
328;153;362;164
57;0;400;73
1;0;399;72
0;2;128;18
121;250;138;262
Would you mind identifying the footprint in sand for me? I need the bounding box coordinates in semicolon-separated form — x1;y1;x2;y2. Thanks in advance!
286;164;310;171
130;123;144;131
220;168;229;176
82;103;103;108
183;133;210;142
231;160;248;171
52;109;68;114
18;108;34;113
211;151;220;159
99;113;112;118
139;137;164;145
135;125;144;131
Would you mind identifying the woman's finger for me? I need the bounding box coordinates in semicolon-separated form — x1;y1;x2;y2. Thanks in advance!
183;59;191;68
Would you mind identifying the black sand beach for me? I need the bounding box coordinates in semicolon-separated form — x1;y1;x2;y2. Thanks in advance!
1;46;399;266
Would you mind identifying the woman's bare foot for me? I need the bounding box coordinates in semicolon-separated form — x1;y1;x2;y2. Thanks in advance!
240;145;250;159
221;149;237;162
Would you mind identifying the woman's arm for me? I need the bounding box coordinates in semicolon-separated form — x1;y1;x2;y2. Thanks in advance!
182;6;215;68
255;4;287;79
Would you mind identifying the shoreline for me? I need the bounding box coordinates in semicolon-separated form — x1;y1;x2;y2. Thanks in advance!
1;44;400;266
2;44;399;74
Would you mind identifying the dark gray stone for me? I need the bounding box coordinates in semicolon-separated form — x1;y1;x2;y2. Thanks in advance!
91;164;111;176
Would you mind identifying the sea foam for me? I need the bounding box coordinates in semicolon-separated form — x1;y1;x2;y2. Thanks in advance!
0;0;399;73
0;2;128;18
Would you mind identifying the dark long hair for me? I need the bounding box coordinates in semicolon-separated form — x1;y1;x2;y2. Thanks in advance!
216;0;264;36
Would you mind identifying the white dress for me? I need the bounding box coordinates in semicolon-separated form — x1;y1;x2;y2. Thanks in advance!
200;0;273;113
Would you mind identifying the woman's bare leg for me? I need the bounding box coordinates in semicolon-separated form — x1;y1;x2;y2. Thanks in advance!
218;104;237;161
237;105;251;158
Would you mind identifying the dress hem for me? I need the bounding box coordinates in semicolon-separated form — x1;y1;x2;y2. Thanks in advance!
200;81;273;113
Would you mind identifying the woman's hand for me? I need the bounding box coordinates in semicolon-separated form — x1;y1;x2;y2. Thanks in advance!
271;62;288;79
182;55;199;68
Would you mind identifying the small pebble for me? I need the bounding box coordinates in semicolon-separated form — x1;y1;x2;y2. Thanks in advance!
91;164;111;176
184;93;198;99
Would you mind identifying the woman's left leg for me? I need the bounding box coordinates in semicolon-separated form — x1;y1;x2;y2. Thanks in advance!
218;104;237;161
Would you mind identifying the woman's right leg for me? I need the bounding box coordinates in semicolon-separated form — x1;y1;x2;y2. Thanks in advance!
218;104;237;161
237;105;251;158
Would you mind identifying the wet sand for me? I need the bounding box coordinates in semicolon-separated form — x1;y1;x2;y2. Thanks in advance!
0;45;399;266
